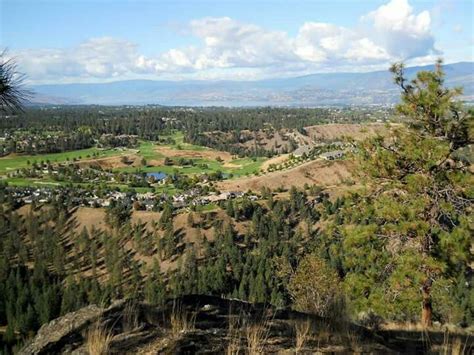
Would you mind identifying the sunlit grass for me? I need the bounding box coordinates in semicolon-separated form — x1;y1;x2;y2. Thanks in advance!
0;147;121;174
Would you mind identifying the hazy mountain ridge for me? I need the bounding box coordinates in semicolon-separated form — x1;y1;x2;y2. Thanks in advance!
31;62;474;106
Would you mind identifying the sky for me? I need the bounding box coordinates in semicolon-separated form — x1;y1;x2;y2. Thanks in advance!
1;0;473;84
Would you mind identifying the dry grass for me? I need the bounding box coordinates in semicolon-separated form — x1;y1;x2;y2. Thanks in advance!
225;310;273;355
261;153;290;171
226;314;243;355
345;329;363;352
245;317;273;355
86;322;114;355
245;324;268;354
441;332;472;355
217;159;354;193
295;319;312;353
169;302;196;338
154;145;233;161
122;301;139;333
76;154;140;169
381;321;427;331
304;123;389;142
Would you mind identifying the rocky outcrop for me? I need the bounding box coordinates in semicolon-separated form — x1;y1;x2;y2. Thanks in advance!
18;295;473;354
18;301;126;355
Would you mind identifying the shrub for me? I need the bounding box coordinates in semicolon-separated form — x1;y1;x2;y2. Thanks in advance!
287;254;342;318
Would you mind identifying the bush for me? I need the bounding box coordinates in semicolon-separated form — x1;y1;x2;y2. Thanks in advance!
287;254;342;318
356;310;384;330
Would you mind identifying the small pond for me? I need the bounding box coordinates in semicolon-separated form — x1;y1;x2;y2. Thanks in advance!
146;172;167;180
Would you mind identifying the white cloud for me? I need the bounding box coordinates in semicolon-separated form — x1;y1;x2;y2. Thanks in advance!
345;38;390;61
187;17;296;68
293;22;390;64
294;23;348;62
362;0;438;59
18;37;140;81
15;0;442;83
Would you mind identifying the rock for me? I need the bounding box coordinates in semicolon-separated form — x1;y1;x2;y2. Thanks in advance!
19;300;126;355
19;305;103;355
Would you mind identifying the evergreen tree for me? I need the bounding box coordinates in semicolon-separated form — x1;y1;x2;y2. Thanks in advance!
328;60;472;326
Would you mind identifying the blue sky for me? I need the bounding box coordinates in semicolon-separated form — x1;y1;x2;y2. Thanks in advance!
1;0;473;83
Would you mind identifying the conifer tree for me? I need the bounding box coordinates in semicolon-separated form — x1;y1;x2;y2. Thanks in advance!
332;60;472;326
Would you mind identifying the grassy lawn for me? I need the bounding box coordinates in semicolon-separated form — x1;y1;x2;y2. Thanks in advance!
152;184;181;196
0;147;122;175
137;141;164;160
195;203;218;212
164;131;208;151
123;135;267;178
2;177;64;187
230;157;267;177
116;157;264;177
2;176;135;191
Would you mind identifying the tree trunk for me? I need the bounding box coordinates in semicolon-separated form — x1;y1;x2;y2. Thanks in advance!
421;282;432;328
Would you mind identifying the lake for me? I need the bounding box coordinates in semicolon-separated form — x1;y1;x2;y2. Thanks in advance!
146;172;167;180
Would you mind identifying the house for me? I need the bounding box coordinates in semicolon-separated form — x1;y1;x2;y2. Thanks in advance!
192;197;209;206
136;192;155;200
330;141;345;148
207;193;230;203
172;201;187;209
293;145;312;157
101;199;111;207
142;199;155;211
111;191;126;200
173;195;186;203
229;191;244;198
320;150;345;160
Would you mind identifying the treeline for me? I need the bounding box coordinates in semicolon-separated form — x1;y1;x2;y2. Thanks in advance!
0;106;385;157
0;131;95;156
179;107;369;156
0;106;169;138
1;106;381;135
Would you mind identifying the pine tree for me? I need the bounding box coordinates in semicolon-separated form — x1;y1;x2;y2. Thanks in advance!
334;60;472;326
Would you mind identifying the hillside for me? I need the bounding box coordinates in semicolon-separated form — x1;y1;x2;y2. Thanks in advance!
217;160;354;192
30;62;474;106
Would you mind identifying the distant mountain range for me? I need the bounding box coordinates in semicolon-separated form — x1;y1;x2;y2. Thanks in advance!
30;62;474;107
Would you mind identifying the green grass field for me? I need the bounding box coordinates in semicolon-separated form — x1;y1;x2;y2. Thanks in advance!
120;133;267;178
0;147;124;175
164;131;208;151
137;141;164;160
118;156;265;177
